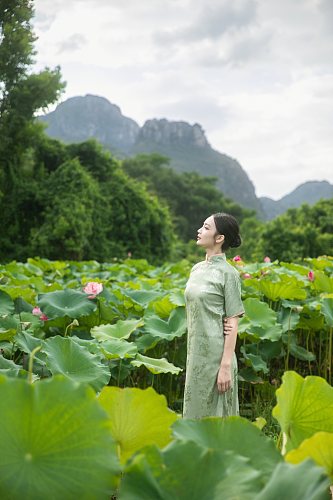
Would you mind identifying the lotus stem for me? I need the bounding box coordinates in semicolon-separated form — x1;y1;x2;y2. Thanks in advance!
28;346;42;384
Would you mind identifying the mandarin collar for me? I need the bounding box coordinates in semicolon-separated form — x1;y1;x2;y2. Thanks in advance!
206;253;226;262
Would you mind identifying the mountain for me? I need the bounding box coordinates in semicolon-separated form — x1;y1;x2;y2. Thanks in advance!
260;181;333;220
39;95;261;213
39;95;140;155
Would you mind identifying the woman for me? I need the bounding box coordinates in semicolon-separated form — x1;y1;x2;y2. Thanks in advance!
183;212;244;419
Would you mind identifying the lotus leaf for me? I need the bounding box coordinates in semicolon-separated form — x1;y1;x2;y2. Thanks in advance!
277;307;300;333
240;346;269;373
312;271;333;293
91;318;144;341
169;290;186;306
272;371;333;453
255;460;330;500
286;432;333;481
0;355;28;378
244;276;307;301
0;290;14;315
131;354;182;375
144;307;186;341
120;442;263;500
124;289;162;306
320;298;333;327
44;336;110;391
172;417;282;481
101;338;138;359
98;386;178;463
153;296;175;318
0;376;119;498
38;289;97;319
238;298;282;341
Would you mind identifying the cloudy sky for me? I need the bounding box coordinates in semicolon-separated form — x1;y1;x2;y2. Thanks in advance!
33;0;333;200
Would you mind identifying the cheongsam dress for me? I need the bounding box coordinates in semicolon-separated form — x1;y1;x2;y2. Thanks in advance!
183;254;244;419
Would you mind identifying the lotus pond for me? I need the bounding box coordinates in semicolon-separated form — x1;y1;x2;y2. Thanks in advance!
0;256;332;498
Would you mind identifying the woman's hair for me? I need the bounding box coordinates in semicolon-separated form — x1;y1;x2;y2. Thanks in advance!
213;212;241;251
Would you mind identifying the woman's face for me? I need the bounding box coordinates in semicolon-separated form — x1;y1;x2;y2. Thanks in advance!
197;215;218;248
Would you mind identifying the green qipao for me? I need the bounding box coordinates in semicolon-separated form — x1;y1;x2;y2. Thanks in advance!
183;254;244;419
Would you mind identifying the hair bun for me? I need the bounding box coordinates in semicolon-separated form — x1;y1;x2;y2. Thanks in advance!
230;235;242;248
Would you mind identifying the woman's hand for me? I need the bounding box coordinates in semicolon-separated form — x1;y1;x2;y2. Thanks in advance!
223;317;233;335
217;364;232;393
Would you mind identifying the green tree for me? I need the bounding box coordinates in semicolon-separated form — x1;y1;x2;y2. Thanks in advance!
257;199;333;261
122;154;253;242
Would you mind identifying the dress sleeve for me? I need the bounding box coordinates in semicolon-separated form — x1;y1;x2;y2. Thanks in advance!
223;269;244;318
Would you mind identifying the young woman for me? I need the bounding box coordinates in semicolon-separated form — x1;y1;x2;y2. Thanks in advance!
183;212;244;419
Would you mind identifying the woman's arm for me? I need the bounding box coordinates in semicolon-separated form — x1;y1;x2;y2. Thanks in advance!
217;316;239;393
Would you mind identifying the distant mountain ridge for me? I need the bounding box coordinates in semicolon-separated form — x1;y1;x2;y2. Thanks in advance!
39;94;333;218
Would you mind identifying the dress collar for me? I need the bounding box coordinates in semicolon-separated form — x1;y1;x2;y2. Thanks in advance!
206;253;226;262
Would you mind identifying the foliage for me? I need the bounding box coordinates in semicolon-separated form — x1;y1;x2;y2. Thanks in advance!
122;153;254;242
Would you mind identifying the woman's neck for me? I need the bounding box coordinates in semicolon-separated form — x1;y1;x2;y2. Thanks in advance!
205;248;224;259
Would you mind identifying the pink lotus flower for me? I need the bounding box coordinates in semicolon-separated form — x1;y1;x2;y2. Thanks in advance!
264;256;271;263
83;281;103;299
243;273;252;279
308;270;315;282
233;255;242;262
32;307;48;321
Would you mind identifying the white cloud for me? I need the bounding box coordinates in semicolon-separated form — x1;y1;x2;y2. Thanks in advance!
32;0;333;199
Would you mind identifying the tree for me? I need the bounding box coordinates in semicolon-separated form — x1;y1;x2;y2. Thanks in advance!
122;154;254;242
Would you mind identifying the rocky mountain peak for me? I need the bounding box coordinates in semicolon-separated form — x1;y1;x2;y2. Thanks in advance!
137;119;210;148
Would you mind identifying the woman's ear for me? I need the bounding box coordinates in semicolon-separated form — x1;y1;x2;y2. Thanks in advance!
215;234;225;244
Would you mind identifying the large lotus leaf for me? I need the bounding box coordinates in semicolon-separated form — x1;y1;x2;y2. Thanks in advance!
131;354;182;375
277;307;300;333
123;289;162;307
312;271;333;293
169;290;186;307
153;296;175;318
0;290;14;315
244;276;307;301
286;432;333;481
172;416;282;481
240;346;269;373
91;318;144;341
38;289;97;319
101;338;138;359
298;305;325;331
98;386;178;464
0;285;35;303
272;371;333;453
15;331;44;354
0;376;119;498
238;298;282;341
144;308;186;341
0;355;29;378
133;334;161;353
256;460;330;500
70;336;103;355
238;367;264;383
320;298;333;327
44;336;110;392
0;328;17;342
120;442;263;500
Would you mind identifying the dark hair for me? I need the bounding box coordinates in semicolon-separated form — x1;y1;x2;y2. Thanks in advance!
213;212;241;251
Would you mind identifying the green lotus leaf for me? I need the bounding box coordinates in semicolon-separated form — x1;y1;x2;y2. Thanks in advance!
71;336;103;355
98;386;178;464
244;276;307;301
0;328;16;342
38;289;97;319
320;298;333;327
153;296;175;318
313;271;333;293
238;367;264;383
120;442;263;500
256;460;330;500
144;307;186;341
277;307;300;333
238;298;282;341
123;289;162;306
0;285;36;303
298;306;325;331
289;343;316;362
44;336;110;392
0;290;14;315
272;371;333;453
169;290;186;307
286;432;333;481
133;334;160;353
131;354;182;375
101;338;138;359
15;331;44;354
240;346;269;373
0;376;120;498
0;355;28;378
91;318;144;341
172;417;282;481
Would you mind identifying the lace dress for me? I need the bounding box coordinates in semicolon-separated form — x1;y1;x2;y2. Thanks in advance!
183;254;244;419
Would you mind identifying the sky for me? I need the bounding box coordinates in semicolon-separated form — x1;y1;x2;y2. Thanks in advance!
33;0;333;200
